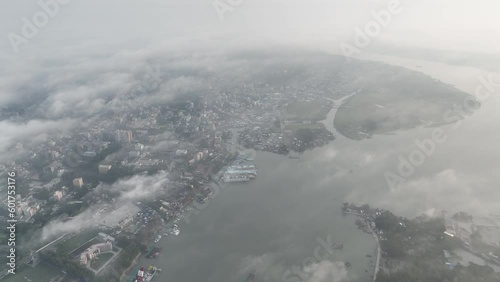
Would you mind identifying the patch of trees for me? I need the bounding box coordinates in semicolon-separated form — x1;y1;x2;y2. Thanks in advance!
373;210;499;282
112;238;146;277
374;211;456;259
374;211;407;234
291;127;334;152
277;143;290;154
32;210;51;226
381;236;407;258
33;189;52;201
57;202;84;217
40;250;94;280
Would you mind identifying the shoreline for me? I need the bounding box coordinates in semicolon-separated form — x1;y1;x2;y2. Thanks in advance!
366;218;381;282
138;152;376;282
121;151;250;281
120;252;142;281
344;211;381;282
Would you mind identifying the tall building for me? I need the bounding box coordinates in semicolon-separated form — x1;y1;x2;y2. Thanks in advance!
79;241;113;265
52;191;64;201
72;177;84;188
114;130;133;143
125;130;132;142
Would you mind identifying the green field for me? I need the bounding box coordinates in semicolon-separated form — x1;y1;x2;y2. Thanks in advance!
286;99;332;121
90;252;114;271
57;229;99;254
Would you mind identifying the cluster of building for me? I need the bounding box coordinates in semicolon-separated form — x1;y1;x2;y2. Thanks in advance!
0;74;346;274
444;213;500;266
221;164;258;183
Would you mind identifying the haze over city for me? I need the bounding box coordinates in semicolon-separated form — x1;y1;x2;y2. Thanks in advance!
2;1;500;282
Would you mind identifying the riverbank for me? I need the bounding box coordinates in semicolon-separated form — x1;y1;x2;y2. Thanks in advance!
120;252;142;281
343;210;381;282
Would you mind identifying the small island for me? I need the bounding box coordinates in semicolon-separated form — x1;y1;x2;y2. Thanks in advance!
343;203;500;282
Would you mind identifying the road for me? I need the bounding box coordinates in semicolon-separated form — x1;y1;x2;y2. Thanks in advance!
366;219;381;282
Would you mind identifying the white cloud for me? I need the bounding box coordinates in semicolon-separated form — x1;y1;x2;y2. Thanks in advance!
0;119;75;162
41;171;170;240
302;260;348;282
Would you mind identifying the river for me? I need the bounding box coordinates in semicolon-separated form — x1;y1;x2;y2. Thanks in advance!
143;150;377;282
138;52;500;282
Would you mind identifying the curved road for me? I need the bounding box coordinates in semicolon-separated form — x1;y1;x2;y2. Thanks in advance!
366;220;381;282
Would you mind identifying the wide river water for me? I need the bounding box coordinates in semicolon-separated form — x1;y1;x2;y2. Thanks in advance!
140;53;500;282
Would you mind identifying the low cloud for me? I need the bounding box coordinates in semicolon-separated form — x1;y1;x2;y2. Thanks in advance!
106;171;170;202
302;260;348;282
40;171;169;240
0;118;75;163
40;207;96;241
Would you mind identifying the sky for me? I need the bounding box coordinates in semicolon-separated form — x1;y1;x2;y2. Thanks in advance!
2;0;500;57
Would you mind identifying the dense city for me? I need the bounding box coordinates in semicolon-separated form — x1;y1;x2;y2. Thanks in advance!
0;72;341;281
